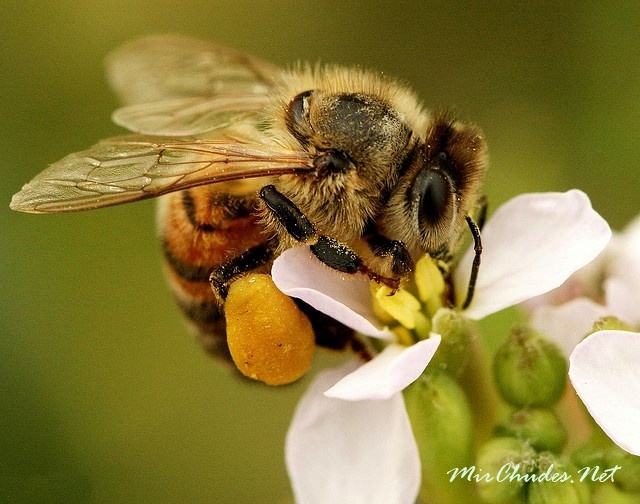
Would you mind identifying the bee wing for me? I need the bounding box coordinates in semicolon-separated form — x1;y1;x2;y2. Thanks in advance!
10;136;313;214
111;94;271;136
106;34;283;105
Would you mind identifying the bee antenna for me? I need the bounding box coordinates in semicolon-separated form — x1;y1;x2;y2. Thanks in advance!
461;215;482;310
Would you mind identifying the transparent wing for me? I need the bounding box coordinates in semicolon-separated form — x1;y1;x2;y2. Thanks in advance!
111;93;272;136
10;136;313;214
106;34;283;105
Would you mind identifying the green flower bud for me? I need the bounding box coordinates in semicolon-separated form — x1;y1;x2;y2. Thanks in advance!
493;326;567;407
571;441;607;470
475;437;536;503
591;316;635;333
592;482;640;504
494;408;567;453
605;445;640;493
429;308;473;376
404;372;474;504
528;454;589;504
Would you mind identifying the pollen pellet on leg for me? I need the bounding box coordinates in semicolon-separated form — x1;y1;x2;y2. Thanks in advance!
225;273;315;385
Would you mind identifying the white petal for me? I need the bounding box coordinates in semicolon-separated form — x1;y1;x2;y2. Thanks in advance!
604;277;640;326
620;213;640;247
457;190;611;320
569;330;640;456
530;297;609;358
286;363;421;504
272;246;394;339
604;228;640;326
325;337;441;400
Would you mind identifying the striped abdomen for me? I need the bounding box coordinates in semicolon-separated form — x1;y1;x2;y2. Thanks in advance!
157;181;271;362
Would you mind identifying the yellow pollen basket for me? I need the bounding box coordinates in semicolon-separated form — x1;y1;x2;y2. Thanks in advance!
225;274;315;385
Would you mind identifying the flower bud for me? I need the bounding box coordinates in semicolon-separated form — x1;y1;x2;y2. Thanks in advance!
494;408;567;453
493;326;567;407
591;316;635;333
225;274;315;385
429;308;473;376
592;482;640;504
571;439;607;469
404;372;474;504
605;445;640;493
475;437;536;503
528;454;589;504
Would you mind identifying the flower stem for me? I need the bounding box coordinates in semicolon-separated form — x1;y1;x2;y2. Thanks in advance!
458;334;504;445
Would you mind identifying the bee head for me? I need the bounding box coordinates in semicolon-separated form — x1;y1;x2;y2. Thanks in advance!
380;114;487;257
414;115;487;253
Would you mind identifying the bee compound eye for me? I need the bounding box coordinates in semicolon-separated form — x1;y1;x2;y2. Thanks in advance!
412;168;451;226
288;90;314;127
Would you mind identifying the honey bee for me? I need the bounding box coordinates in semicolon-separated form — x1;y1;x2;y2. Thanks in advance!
10;34;487;365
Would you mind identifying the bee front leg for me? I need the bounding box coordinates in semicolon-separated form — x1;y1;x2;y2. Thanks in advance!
259;185;360;273
259;185;401;290
365;231;414;278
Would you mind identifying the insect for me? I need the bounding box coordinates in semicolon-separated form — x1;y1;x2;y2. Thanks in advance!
11;34;487;369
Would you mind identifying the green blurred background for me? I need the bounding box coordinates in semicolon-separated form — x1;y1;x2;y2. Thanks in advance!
1;2;639;503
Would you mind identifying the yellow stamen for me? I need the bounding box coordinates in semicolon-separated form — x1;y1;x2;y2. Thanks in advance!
374;285;422;329
415;255;445;314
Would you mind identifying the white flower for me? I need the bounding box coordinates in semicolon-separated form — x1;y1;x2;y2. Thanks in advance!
527;212;640;323
529;213;640;456
532;306;640;457
273;190;611;504
602;214;640;325
530;297;609;360
285;362;422;504
569;330;640;456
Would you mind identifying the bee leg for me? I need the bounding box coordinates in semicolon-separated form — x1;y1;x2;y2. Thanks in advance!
259;185;402;290
209;241;275;302
365;232;414;277
309;235;361;274
259;185;317;242
259;185;360;274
